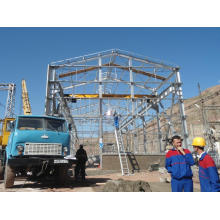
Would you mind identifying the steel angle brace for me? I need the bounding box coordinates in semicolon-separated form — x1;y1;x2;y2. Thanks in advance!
50;81;79;142
119;85;175;131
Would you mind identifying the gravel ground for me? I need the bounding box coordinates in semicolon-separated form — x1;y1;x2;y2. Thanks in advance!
0;167;201;192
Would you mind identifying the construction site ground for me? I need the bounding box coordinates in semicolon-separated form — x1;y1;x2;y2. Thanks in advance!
0;167;202;192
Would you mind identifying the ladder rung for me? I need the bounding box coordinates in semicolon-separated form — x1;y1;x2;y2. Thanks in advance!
122;166;129;168
116;128;130;175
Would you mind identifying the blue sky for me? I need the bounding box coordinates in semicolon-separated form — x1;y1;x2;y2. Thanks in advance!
0;0;220;215
0;27;220;117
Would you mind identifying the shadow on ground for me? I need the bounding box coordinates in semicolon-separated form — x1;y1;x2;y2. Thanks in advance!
9;176;111;191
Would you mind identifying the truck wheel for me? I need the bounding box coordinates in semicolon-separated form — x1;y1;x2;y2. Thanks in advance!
56;166;69;185
0;161;4;180
4;164;15;188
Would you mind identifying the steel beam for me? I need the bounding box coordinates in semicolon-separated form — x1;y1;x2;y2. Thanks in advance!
45;49;188;156
175;71;189;148
98;57;103;168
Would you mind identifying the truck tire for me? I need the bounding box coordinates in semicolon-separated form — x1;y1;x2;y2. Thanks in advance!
0;161;4;180
4;164;15;188
56;166;69;185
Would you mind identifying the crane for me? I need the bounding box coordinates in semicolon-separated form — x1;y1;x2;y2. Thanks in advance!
0;83;16;148
21;79;32;115
0;83;16;179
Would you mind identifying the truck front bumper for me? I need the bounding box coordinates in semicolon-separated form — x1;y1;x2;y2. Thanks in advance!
8;156;77;168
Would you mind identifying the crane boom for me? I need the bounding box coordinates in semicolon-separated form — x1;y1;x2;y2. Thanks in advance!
22;80;32;115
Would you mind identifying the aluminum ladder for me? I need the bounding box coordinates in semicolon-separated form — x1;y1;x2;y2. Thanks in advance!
115;128;130;176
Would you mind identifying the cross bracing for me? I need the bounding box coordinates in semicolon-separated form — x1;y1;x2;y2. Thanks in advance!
45;49;189;159
0;83;16;118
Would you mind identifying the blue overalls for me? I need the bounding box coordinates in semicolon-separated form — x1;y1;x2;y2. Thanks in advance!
199;152;220;192
165;148;195;192
114;115;119;129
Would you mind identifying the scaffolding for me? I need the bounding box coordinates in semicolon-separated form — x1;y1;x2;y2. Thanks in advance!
45;49;189;163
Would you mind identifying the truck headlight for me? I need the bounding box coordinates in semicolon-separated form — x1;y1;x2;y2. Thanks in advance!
16;145;24;154
63;147;68;155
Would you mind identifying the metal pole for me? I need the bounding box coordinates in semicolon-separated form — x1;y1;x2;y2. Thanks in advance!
5;83;15;118
198;83;213;150
98;57;103;168
129;58;137;153
141;116;147;154
175;70;189;148
198;83;209;132
45;65;54;115
156;105;163;153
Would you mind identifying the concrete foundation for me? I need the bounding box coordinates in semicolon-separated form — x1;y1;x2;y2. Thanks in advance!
102;154;165;171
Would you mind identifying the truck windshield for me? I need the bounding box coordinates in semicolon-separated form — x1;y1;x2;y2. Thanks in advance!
18;118;44;130
45;118;67;132
17;117;67;132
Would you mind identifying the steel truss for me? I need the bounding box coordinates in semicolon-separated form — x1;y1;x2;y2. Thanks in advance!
0;83;16;118
45;49;189;161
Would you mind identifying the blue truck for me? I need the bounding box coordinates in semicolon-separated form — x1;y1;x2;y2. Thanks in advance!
3;115;74;188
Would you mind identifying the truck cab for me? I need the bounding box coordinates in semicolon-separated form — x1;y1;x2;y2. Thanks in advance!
4;115;74;188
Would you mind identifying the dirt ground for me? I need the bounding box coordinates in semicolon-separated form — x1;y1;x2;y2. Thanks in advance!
0;167;201;192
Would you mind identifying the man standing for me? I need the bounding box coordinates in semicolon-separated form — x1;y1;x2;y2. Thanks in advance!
165;135;195;192
192;137;220;192
113;112;119;130
75;145;88;181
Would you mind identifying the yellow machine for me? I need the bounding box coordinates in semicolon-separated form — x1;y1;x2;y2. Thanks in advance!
0;83;16;178
0;118;14;179
0;80;31;148
1;80;31;178
21;79;32;115
0;118;15;148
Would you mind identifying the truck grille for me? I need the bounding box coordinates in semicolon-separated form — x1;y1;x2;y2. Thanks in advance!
24;143;62;156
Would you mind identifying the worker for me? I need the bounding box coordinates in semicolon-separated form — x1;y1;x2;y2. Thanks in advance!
192;137;220;192
74;144;88;181
165;135;195;192
113;113;119;129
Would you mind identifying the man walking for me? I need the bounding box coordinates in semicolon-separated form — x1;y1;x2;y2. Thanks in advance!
75;145;88;181
165;135;195;192
192;137;220;192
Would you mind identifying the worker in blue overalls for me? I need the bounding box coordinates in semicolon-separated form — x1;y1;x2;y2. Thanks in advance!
165;135;195;192
192;137;220;192
113;112;119;130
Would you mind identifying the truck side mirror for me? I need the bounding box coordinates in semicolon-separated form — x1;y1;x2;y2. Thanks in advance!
9;121;15;130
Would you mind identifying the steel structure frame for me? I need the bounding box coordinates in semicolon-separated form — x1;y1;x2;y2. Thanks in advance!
45;49;189;163
0;83;16;118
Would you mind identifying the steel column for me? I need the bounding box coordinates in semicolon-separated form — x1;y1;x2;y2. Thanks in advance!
175;71;189;148
156;106;163;152
98;57;103;167
45;65;54;115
